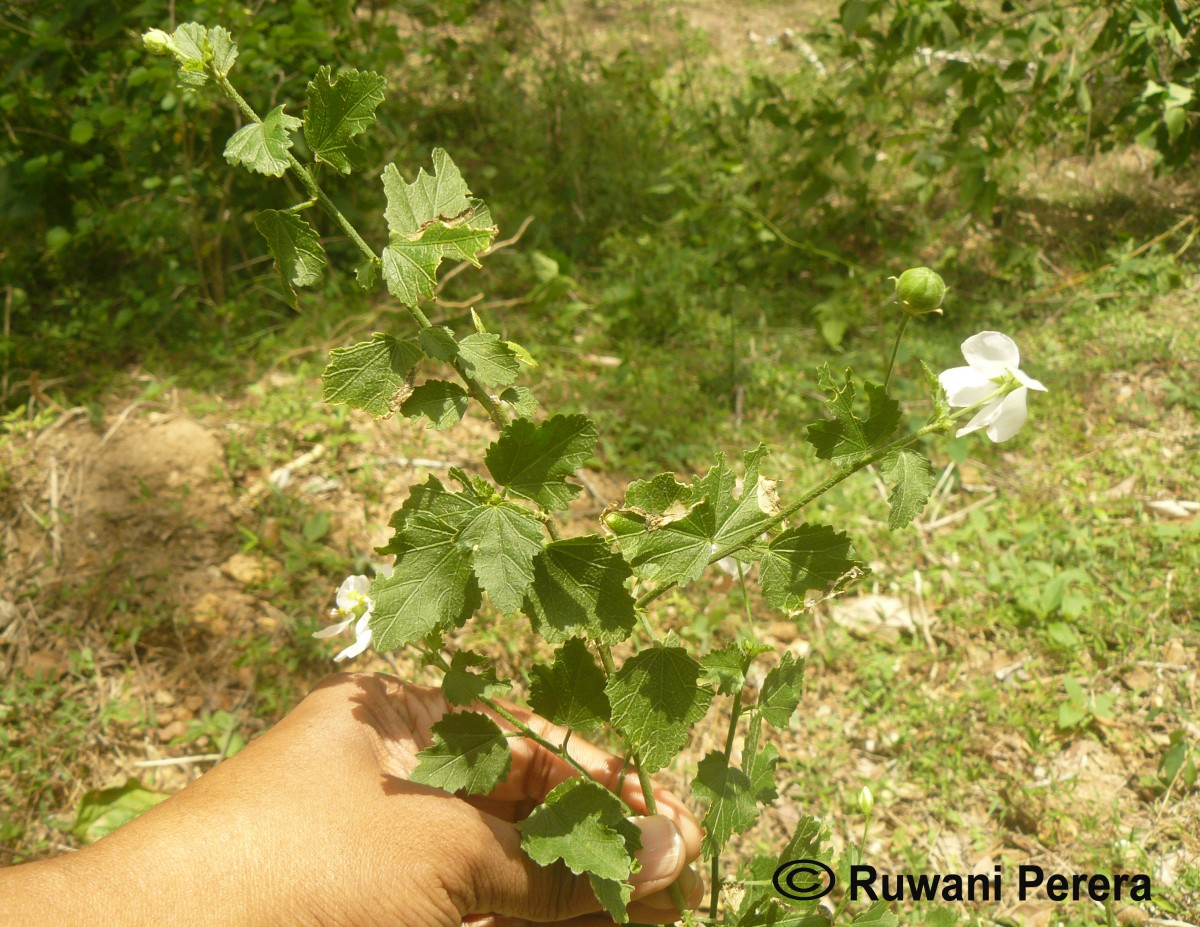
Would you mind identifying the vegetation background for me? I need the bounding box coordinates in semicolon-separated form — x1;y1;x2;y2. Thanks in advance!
1;1;1198;923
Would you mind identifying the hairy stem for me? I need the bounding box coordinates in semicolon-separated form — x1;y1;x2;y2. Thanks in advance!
883;311;909;390
422;648;597;783
210;68;510;433
635;383;1011;610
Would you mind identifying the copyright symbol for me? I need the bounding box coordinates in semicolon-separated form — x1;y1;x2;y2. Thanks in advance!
773;858;836;901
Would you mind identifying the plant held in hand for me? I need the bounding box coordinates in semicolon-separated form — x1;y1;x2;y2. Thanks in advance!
144;24;1045;925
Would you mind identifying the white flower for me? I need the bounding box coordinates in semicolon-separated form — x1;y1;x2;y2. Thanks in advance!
314;575;374;661
938;331;1047;442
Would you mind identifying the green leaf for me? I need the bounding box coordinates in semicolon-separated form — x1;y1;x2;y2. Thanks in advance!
604;473;715;585
418;325;458;361
164;23;209;86
456;332;521;388
759;653;805;728
748;742;780;804
499;386;539;418
590;876;634;925
72;779;168;844
411;711;511;795
850;902;899;927
879;448;935;530
401;379;469;430
355;260;379;290
442;650;511;707
380;150;497;307
254;209;326;302
701;640;771;696
370;510;479;651
303;66;386;174
695;751;759;857
920;359;950;420
523;536;637;645
529;638;611;732
322;333;422;418
486;414;597;511
759;524;864;613
606;644;713;771
208;26;237;76
223;105;300;177
517;778;641;882
703;445;782;552
805;365;901;463
456;500;544;615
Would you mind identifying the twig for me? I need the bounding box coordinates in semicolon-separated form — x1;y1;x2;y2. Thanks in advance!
1030;214;1196;299
435;215;534;294
48;454;62;566
133;754;224;768
99;401;143;447
920;492;997;531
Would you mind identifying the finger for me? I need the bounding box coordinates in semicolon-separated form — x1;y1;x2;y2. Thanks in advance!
628;865;704;923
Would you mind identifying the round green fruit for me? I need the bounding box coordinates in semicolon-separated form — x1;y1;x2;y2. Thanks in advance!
894;267;947;316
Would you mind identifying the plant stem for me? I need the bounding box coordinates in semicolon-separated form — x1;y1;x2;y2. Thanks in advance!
210;67;511;432
210;72;379;267
634;384;1011;610
422;648;595;782
883;311;909;390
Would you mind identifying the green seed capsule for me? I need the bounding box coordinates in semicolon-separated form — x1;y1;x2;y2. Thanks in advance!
894;267;947;316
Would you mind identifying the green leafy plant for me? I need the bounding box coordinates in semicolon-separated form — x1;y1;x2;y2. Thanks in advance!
142;26;1048;923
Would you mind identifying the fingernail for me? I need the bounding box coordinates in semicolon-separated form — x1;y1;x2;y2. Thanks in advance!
641;865;702;911
631;815;685;885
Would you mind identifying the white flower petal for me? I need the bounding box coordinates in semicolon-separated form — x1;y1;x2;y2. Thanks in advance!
961;331;1020;378
1012;368;1047;392
336;575;371;612
954;398;1005;438
313;616;354;639
334;616;373;662
985;388;1029;442
939;365;995;407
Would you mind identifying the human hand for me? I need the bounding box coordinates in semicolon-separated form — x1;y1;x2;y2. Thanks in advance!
0;672;703;927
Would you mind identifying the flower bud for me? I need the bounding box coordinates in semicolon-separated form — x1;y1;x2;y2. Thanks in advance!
858;785;874;815
894;267;947;316
142;29;173;54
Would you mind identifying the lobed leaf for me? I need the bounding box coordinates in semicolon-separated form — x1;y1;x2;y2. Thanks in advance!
369;511;480;651
401;379;469;430
701;639;771;696
455;332;521;388
605;644;713;772
442;649;512;707
303;66;386;174
516;778;641;885
759;524;864;613
758;653;805;728
604;474;715;585
695;751;759;857
523;536;637;645
322;333;422;418
528;638;611;732
208;26;238;76
456;500;544;615
254;209;326;303
499;386;539;419
411;711;511;794
486;414;597;511
223;105;300;177
606;446;782;586
806;365;901;463
379;150;497;307
879;447;936;530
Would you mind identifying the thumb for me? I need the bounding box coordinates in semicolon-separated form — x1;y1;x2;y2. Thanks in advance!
457;813;688;921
